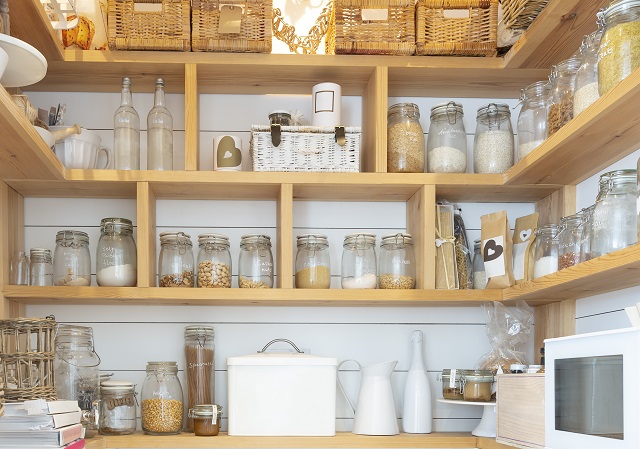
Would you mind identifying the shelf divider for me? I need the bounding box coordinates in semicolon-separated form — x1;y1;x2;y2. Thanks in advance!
408;185;436;289
277;184;294;288
184;64;199;171
362;66;388;173
136;182;157;288
0;182;25;319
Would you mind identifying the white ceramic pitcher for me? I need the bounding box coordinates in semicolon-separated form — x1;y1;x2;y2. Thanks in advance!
337;360;399;435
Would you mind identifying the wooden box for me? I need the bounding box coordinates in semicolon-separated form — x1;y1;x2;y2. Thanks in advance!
496;373;545;449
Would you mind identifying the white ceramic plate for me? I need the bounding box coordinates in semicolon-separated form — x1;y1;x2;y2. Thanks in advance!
34;126;55;149
0;34;47;88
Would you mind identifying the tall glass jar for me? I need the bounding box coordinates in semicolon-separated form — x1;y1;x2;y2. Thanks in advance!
341;233;377;289
533;224;559;279
10;250;29;285
95;380;137;436
158;232;194;287
30;248;53;286
579;205;595;262
387;103;425;173
574;30;603;116
238;234;273;288
141;361;183;435
96;218;137;287
598;0;640;95
295;234;331;289
147;78;173;170
517;81;550;159
547;57;581;136
557;214;583;270
472;239;486;289
114;77;140;170
184;326;215;432
427;102;467;173
473;103;514;174
53;230;91;286
378;233;415;289
591;169;638;257
196;234;231;288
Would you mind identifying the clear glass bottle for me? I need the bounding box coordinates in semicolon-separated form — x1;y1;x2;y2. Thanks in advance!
472;239;486;289
53;230;91;286
184;326;215;432
30;248;53;286
579;205;595;263
295;234;331;289
341;233;377;289
10;250;29;285
517;81;551;159
378;233;415;289
196;234;231;288
114;77;140;170
95;380;137;435
426;102;467;173
189;404;222;436
238;234;273;288
158;232;194;287
147;78;173;171
598;0;640;95
574;29;603;116
557;214;583;270
473;103;514;174
461;370;494;402
591;169;638;257
533;224;559;279
141;361;183;435
547;57;581;136
387;103;425;173
96;218;137;287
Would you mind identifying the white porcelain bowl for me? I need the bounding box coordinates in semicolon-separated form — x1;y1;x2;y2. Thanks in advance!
51;128;111;169
0;47;8;81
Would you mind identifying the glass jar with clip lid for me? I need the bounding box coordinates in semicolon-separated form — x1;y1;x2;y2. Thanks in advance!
341;233;377;289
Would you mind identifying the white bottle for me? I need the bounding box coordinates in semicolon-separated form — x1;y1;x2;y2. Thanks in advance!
402;330;432;433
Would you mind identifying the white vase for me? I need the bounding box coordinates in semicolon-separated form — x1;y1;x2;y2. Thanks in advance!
402;330;432;433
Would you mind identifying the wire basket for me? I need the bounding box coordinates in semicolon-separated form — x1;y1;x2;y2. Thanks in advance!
415;0;498;56
326;0;416;55
0;317;57;402
251;125;360;172
107;0;191;51
192;0;272;53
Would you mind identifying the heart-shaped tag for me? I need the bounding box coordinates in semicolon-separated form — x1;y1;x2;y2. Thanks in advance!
520;229;532;242
483;239;504;262
216;136;242;168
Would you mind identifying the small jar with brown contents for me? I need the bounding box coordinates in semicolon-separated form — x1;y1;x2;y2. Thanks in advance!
439;369;466;400
295;234;331;289
557;213;583;270
462;370;494;402
378;233;415;289
189;404;222;436
158;232;194;287
387;103;425;173
196;234;231;288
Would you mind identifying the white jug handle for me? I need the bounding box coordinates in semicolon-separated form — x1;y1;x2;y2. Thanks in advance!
337;359;360;416
96;146;112;169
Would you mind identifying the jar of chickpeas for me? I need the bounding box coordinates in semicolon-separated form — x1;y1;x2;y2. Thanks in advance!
141;362;183;435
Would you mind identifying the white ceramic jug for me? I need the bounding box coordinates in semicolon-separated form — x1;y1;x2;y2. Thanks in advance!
337;360;399;435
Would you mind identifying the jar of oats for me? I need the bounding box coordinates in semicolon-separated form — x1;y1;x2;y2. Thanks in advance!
197;234;231;288
238;234;273;288
141;362;183;435
378;233;415;289
387;103;424;173
158;232;194;287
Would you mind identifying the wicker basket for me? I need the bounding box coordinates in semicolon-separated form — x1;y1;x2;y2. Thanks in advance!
107;0;191;51
498;0;549;48
326;0;416;55
251;125;360;172
192;0;272;53
415;0;498;56
0;317;57;402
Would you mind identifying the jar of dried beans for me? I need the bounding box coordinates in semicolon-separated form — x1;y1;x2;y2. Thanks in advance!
238;234;273;288
547;57;581;136
295;234;331;289
473;103;514;174
427;102;467;173
557;214;583;270
141;362;183;435
387;103;424;173
379;233;415;289
196;234;231;288
517;81;550;159
158;232;194;287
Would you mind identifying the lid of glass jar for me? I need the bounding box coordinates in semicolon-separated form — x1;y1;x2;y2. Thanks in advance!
430;101;464;119
190;404;223;417
30;247;52;257
380;233;412;246
534;224;560;237
55;230;90;246
56;324;94;339
462;370;495;382
269;110;291;116
100;217;133;232
523;80;550;97
296;234;329;246
603;168;637;185
197;233;230;247
387;102;420;117
555;57;581;74
476;103;510;119
441;368;469;378
184;325;215;337
100;380;135;391
602;0;640;21
343;233;376;247
159;231;192;246
240;234;272;246
145;361;178;373
559;213;583;228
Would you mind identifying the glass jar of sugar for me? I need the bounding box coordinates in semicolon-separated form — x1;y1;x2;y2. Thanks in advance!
96;218;137;287
533;224;559;279
341;233;377;289
426;101;467;173
473;103;514;174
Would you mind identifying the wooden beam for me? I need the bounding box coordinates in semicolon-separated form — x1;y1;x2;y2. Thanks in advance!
407;185;435;289
0;181;25;318
534;300;576;363
277;184;293;288
362;66;387;173
535;185;575;226
136;182;156;288
8;0;64;62
184;64;199;171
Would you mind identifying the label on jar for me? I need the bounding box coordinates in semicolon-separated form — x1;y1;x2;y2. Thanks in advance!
449;369;457;388
106;395;135;410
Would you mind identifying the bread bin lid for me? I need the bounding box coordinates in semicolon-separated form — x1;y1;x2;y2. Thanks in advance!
227;352;337;367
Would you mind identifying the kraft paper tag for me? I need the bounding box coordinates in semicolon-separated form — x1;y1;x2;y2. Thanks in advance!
219;5;242;34
362;8;388;21
443;9;470;19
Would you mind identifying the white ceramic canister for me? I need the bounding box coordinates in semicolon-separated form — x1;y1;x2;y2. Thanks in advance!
312;82;342;127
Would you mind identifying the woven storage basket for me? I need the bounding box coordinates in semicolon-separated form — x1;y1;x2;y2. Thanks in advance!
192;0;272;52
416;0;498;56
0;317;57;402
498;0;549;48
326;0;416;55
251;125;360;172
107;0;191;51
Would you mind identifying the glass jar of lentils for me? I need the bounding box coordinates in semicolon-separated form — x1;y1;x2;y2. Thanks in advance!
158;232;194;287
196;234;231;288
387;103;425;173
473;103;514;174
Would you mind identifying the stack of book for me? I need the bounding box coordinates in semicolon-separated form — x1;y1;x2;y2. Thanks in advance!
0;399;85;448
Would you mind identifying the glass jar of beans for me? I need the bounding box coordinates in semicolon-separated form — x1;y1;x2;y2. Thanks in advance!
141;362;183;435
196;234;231;288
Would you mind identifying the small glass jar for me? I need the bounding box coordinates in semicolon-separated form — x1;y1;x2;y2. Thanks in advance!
96;218;137;287
30;248;53;286
238;234;273;288
579;205;595;262
387;103;425;173
10;250;29;285
462;370;494;402
53;230;91;286
598;0;640;95
517;81;551;159
557;214;583;270
574;30;602;116
269;110;292;126
533;224;559;279
472;239;486;289
378;233;415;289
96;380;137;436
341;233;377;289
184;326;215;432
591;169;638;257
473;103;514;174
427;102;467;173
158;232;194;287
547;57;581;136
189;404;222;436
196;234;231;288
141;361;183;435
295;234;331;289
439;369;466;400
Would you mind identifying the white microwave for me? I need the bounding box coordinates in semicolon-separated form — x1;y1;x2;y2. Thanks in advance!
545;327;640;449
